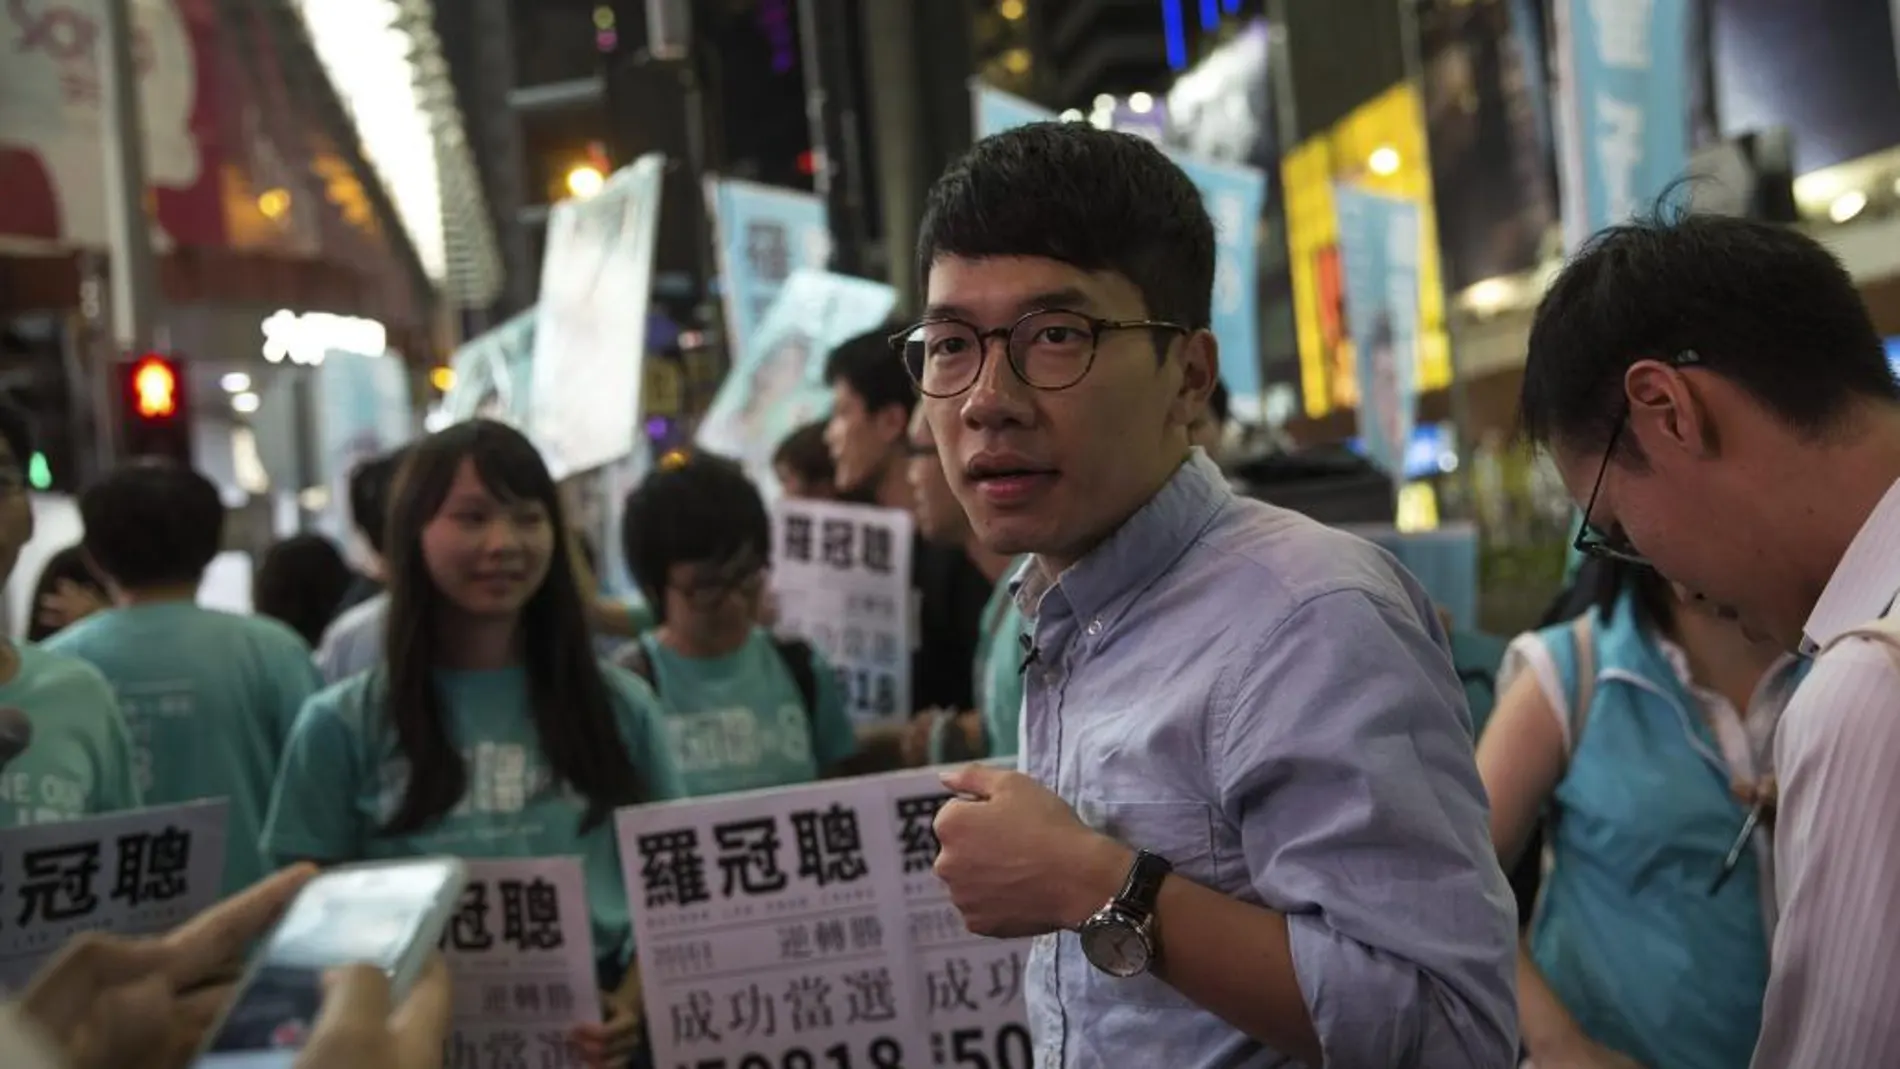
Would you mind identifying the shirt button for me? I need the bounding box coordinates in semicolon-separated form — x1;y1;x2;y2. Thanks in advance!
1086;618;1102;636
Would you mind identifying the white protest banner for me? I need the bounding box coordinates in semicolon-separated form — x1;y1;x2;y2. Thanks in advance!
771;500;914;726
881;768;1032;1069
618;779;922;1069
0;799;229;992
441;858;600;1069
530;154;665;479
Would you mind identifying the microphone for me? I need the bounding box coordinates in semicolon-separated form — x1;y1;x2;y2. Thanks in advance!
0;707;32;776
1018;632;1040;676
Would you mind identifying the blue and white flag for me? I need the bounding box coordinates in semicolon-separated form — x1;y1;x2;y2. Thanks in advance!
1333;185;1422;485
972;81;1058;138
696;269;898;497
708;178;832;365
1554;0;1692;249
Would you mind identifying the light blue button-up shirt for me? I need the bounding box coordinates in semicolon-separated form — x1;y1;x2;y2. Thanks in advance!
1016;451;1517;1068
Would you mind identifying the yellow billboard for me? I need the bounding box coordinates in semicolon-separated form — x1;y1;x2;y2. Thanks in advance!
1283;82;1452;419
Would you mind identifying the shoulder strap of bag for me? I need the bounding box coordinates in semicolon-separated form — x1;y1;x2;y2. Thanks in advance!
1568;612;1598;756
613;640;660;696
1819;589;1900;652
770;638;819;727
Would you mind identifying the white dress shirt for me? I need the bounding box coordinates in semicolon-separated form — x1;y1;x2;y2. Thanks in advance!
1752;477;1900;1069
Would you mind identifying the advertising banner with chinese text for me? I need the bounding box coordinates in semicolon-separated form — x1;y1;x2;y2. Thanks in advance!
1554;0;1692;250
708;178;833;368
771;499;915;726
969;84;1269;418
441;858;600;1069
617;778;922;1068
696;271;898;497
1333;185;1423;485
1281;83;1452;419
0;800;229;992
531;154;665;479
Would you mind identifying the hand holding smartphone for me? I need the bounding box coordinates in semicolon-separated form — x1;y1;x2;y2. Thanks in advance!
193;858;468;1069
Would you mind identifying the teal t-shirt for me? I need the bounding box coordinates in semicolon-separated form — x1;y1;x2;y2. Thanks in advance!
975;561;1028;760
0;643;141;826
641;629;857;797
259;662;684;970
46;602;321;893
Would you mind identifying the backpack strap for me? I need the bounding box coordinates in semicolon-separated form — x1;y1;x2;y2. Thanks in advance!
1819;603;1900;659
1567;612;1598;756
613;639;660;696
770;638;819;727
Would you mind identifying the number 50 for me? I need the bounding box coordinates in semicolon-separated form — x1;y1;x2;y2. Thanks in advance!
949;1024;1031;1069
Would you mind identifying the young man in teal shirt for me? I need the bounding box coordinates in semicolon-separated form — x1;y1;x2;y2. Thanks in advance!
48;463;320;890
0;401;139;826
614;451;857;795
899;407;1026;766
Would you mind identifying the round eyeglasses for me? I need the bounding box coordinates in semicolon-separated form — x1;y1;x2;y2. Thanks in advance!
888;309;1189;398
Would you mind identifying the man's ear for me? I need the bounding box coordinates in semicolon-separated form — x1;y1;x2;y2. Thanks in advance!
1625;359;1713;459
1168;330;1221;429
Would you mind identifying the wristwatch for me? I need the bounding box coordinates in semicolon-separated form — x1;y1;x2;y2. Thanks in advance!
1077;850;1172;978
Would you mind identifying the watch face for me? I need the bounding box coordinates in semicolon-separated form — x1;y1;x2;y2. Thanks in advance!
1079;915;1152;978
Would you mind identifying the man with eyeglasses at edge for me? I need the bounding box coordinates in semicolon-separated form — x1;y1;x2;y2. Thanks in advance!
916;123;1517;1068
1517;210;1900;1069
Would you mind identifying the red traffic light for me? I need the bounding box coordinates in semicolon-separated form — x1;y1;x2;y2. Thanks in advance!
130;356;180;420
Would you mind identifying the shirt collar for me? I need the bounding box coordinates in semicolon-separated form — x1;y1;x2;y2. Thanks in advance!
1014;450;1228;630
1803;476;1900;653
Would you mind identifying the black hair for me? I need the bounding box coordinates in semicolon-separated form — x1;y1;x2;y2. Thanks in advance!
918;122;1216;331
1521;209;1897;457
26;545;105;643
822;329;916;422
1579;556;1675;636
80;462;225;589
253;534;352;648
0;397;34;468
380;419;645;835
621;451;770;625
349;447;409;557
772;420;835;490
1208;380;1230;425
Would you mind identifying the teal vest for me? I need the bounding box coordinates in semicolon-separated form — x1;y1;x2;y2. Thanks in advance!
1528;590;1799;1069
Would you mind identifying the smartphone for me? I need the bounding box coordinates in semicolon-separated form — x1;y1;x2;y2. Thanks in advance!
194;857;468;1069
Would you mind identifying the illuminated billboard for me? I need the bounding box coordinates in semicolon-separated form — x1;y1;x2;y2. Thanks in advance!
1283;83;1452;419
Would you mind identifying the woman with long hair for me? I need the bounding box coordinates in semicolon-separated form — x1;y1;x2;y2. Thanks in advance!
262;420;683;1069
1480;557;1804;1069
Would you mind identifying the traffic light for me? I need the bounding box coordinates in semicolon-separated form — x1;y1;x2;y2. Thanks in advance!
118;353;192;465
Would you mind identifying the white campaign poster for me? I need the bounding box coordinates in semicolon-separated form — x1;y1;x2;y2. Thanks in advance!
879;768;1033;1069
530;154;666;479
0;800;229;992
617;779;924;1068
441;858;600;1069
771;500;915;726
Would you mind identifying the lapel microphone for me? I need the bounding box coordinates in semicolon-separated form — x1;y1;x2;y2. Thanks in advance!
1018;632;1041;675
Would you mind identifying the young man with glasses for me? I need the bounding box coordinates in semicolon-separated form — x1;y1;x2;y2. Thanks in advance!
919;123;1516;1067
615;451;857;796
0;400;140;826
1518;211;1900;1069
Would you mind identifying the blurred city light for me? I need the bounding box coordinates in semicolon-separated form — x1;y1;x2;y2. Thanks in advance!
221;372;252;394
999;0;1025;20
1830;189;1868;223
232;391;262;415
567;164;606;199
1368;145;1401;176
1003;48;1030;74
1129;92;1154;114
256;188;292;220
1059;108;1084;122
430;365;457;392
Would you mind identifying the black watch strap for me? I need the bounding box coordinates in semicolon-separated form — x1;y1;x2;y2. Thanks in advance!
1112;850;1172;922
